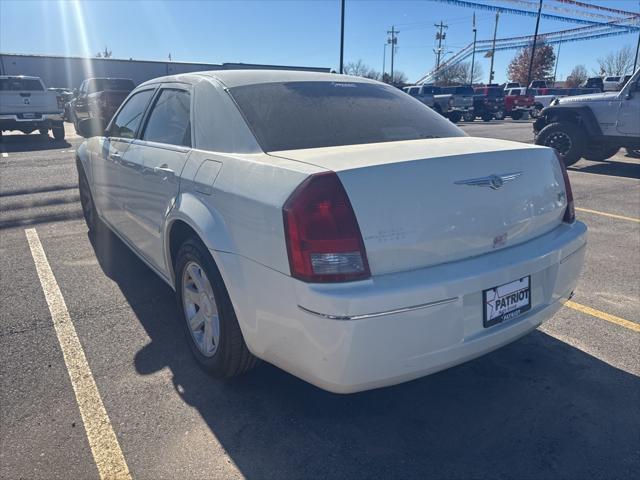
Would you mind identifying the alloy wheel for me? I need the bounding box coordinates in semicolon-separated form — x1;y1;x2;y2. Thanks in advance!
545;131;572;156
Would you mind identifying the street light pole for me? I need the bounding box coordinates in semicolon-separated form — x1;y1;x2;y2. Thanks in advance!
526;0;543;89
339;0;345;74
634;29;640;73
553;34;562;84
489;11;499;84
470;13;477;85
382;43;387;79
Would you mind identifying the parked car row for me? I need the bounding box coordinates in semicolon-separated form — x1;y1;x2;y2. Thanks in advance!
0;74;136;141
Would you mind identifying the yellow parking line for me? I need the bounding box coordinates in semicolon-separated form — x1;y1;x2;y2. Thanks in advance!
565;300;640;333
575;207;640;223
25;228;131;480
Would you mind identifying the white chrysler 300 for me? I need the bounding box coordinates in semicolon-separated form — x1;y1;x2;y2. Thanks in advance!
76;70;587;393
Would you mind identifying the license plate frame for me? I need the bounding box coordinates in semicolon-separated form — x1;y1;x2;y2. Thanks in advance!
483;276;531;328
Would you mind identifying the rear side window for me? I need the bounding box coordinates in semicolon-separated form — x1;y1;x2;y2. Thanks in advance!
229;81;464;151
142;89;191;147
0;78;44;91
109;89;154;139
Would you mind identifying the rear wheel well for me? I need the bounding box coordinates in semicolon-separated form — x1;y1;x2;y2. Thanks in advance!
169;220;200;271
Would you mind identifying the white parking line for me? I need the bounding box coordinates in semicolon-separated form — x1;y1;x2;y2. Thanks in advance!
25;228;131;480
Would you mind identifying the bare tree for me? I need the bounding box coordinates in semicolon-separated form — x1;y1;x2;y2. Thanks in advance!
435;61;483;86
565;65;588;87
382;70;408;86
95;46;112;59
596;45;634;76
344;60;381;80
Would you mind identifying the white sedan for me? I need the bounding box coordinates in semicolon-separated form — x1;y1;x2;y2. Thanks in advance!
76;70;586;393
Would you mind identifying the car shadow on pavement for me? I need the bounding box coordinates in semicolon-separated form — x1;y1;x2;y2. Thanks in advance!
0;133;71;152
570;159;640;180
90;227;639;480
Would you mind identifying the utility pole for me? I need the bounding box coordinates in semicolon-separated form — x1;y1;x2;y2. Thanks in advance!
489;11;500;84
434;21;448;70
470;13;477;85
526;0;543;89
434;21;447;85
388;26;399;83
339;0;345;74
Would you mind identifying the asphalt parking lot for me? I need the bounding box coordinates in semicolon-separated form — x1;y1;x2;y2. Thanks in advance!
1;119;638;479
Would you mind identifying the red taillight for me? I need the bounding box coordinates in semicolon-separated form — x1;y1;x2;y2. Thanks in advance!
283;172;370;282
555;153;575;223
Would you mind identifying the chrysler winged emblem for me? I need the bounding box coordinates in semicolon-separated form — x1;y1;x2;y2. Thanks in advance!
454;172;523;190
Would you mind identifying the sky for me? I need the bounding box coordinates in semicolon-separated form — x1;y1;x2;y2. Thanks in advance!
0;0;638;84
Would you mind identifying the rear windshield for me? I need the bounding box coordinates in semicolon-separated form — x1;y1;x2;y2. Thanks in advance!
421;86;441;94
0;78;44;91
86;79;135;93
475;87;503;97
229;81;465;152
441;86;474;95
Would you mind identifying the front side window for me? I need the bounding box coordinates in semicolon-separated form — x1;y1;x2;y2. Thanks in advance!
109;89;154;139
142;89;191;147
229;81;464;151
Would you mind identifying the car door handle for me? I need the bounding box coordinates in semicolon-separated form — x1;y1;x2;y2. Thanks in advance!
109;153;122;162
153;165;175;177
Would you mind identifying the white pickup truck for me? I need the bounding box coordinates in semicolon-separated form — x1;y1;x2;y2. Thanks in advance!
0;75;65;140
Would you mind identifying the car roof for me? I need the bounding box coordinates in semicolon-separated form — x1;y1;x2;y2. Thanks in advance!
138;69;379;89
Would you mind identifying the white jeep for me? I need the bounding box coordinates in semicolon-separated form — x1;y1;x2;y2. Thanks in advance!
534;69;640;166
0;75;65;141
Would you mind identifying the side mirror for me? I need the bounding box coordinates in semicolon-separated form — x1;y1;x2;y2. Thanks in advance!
625;80;638;99
78;118;106;138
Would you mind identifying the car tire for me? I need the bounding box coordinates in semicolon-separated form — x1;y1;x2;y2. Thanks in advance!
535;121;586;167
510;110;524;120
481;112;493;122
531;105;543;118
583;145;619;161
463;111;475;122
494;110;506;121
77;160;100;233
448;111;462;123
175;237;259;378
39;128;49;136
53;126;65;141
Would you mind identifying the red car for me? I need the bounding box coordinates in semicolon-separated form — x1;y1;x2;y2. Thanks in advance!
504;88;535;120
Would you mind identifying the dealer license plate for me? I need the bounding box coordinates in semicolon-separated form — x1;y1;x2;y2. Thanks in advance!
483;276;531;328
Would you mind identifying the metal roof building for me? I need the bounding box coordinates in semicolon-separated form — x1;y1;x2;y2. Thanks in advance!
0;53;331;90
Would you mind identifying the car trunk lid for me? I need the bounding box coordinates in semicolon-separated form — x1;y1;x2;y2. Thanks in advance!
272;137;567;275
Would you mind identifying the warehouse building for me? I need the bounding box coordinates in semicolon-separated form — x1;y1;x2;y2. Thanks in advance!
0;53;331;90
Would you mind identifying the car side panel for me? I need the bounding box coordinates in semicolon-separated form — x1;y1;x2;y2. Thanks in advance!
165;149;324;284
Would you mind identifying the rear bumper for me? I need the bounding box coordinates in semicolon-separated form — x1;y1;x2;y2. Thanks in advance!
0;113;63;131
216;221;587;393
